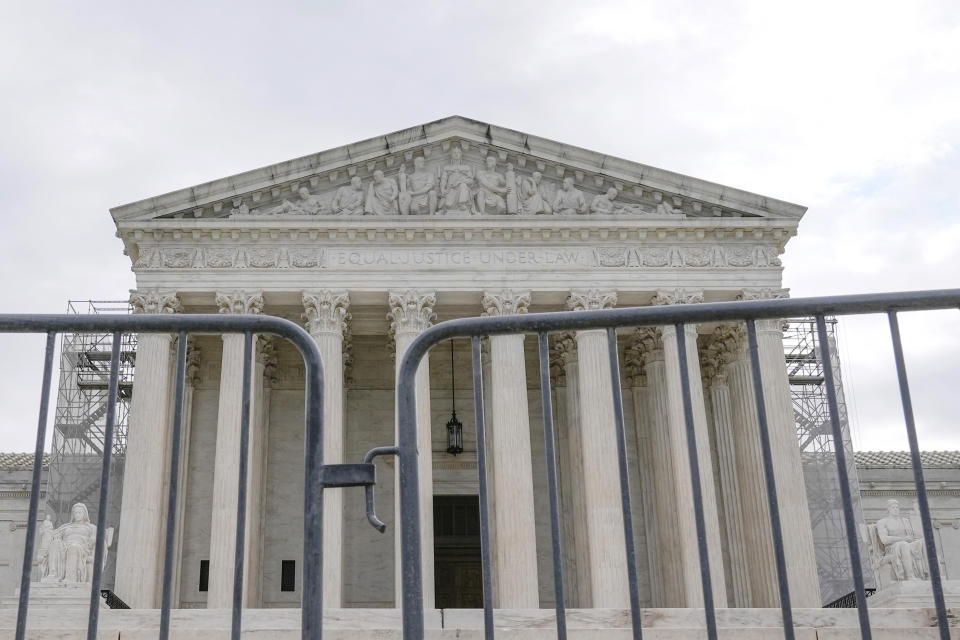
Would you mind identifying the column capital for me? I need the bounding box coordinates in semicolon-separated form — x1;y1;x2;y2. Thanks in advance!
129;289;181;314
651;288;704;306
302;290;351;338
624;335;651;387
481;289;531;316
700;325;743;381
257;336;280;385
387;289;436;338
566;289;617;311
549;333;576;386
215;290;264;315
737;287;789;301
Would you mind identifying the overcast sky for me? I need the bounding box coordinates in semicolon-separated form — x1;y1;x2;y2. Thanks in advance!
0;0;957;454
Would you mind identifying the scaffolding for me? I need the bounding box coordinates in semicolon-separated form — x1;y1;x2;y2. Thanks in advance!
785;317;874;605
45;300;135;587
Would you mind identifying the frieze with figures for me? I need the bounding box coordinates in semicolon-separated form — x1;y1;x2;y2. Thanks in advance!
133;244;781;271
222;147;687;220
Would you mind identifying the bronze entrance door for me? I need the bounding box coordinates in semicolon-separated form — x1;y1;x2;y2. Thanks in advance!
433;495;483;609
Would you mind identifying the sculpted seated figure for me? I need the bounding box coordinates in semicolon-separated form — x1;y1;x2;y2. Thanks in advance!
875;499;929;582
518;171;551;215
332;177;365;215
474;156;508;215
439;147;474;213
37;503;112;584
553;177;586;215
399;157;437;215
365;169;399;215
590;187;620;215
273;187;323;215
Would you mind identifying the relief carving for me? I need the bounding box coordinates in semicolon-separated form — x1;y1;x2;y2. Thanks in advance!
399;157;438;216
364;170;399;215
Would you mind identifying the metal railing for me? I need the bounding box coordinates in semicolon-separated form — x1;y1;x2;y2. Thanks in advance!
0;313;325;640
394;289;960;640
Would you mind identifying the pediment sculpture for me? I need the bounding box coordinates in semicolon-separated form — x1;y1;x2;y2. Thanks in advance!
36;503;114;585
859;499;931;589
229;147;686;220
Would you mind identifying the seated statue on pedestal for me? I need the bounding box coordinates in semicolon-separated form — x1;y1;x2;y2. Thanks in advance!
861;499;930;587
36;503;113;585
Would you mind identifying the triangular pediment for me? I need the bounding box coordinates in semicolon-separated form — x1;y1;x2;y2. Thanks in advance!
110;116;805;223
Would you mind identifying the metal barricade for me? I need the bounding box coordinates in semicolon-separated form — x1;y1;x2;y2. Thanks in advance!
394;289;960;640
0;313;325;640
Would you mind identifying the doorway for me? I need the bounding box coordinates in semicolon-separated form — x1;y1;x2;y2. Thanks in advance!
433;495;483;609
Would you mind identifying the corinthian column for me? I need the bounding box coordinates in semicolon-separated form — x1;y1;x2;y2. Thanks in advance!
207;291;265;608
700;327;751;607
115;290;181;608
388;289;436;609
566;289;629;608
481;290;539;607
553;335;592;607
648;288;726;607
302;290;350;607
729;288;820;607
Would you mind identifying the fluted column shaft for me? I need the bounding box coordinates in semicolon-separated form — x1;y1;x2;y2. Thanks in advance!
706;370;752;606
115;290;180;608
389;290;436;609
208;291;265;608
483;290;539;607
303;291;350;607
567;290;629;608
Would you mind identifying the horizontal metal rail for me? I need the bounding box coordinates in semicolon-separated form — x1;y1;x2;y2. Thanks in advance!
395;289;960;640
1;313;325;640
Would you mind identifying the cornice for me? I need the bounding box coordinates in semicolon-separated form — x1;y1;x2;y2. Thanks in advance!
110;117;806;224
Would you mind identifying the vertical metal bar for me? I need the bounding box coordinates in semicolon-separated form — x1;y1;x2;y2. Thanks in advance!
815;316;871;638
302;327;325;640
605;328;643;639
397;352;424;640
231;331;254;640
537;332;568;640
471;336;495;639
159;331;189;640
744;320;794;640
15;332;57;640
673;323;717;640
85;331;123;639
887;311;949;640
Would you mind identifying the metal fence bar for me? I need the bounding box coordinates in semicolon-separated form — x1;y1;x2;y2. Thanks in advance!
85;331;122;640
471;336;495;639
15;332;57;640
887;311;949;639
536;332;568;640
301;326;326;640
744;320;794;640
815;315;871;639
159;331;189;640
230;331;254;640
605;328;643;639
673;323;717;640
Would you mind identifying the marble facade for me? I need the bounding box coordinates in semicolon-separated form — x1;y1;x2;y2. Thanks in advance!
105;116;820;611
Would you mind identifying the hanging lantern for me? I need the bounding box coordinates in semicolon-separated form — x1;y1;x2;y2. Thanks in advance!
445;339;464;455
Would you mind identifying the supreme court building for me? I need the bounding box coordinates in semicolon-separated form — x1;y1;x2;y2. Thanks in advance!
108;116;820;612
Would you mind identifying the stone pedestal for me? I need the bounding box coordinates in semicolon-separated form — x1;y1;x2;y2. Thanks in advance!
388;289;436;609
114;290;181;609
207;291;265;609
303;290;350;607
567;290;629;609
868;580;960;608
482;290;539;608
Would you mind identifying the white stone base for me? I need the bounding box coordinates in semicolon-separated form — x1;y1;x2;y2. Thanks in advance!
868;580;960;608
0;583;106;610
0;607;957;638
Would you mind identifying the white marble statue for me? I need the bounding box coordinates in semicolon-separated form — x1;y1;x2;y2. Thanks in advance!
398;157;437;215
504;163;519;214
590;187;619;215
655;199;685;217
439;147;474;213
365;170;399;215
876;499;929;581
36;503;113;585
331;177;365;215
475;156;508;215
518;171;551;215
272;187;323;215
553;177;586;215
